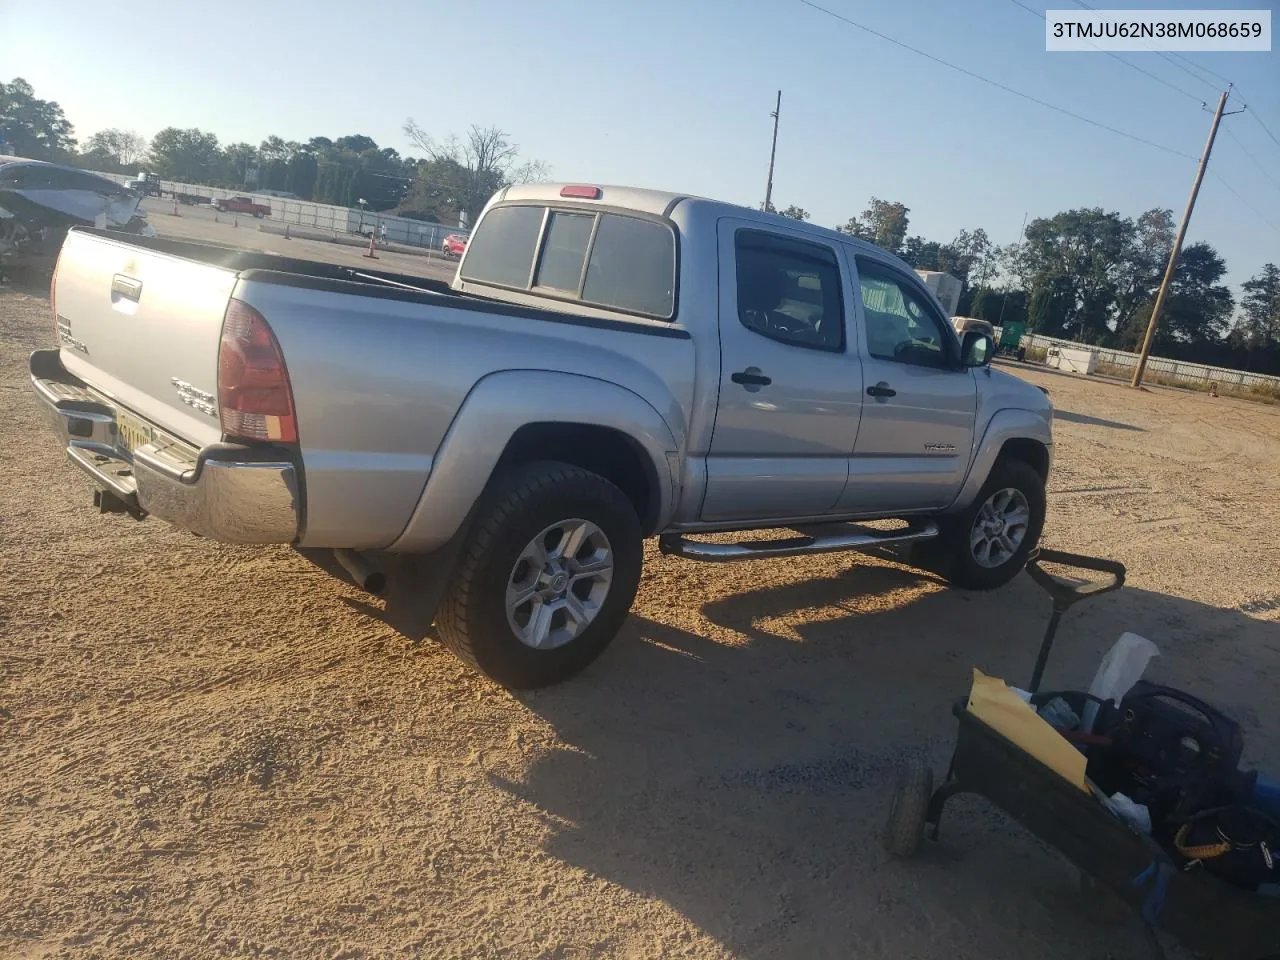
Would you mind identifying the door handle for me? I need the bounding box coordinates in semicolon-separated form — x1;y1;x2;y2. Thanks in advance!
866;383;896;398
731;369;772;388
110;274;143;303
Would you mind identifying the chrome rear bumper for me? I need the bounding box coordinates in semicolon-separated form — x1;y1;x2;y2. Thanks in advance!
29;349;300;544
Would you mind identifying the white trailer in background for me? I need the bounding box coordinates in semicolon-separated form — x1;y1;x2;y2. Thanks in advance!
1048;345;1099;375
915;270;963;316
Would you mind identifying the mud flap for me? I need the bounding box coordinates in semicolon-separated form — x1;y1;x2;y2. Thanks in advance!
379;525;470;643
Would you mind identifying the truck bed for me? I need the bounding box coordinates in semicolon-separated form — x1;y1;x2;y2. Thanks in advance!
42;228;694;550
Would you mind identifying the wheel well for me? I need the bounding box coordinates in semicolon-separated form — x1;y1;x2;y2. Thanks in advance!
495;423;661;534
997;438;1050;480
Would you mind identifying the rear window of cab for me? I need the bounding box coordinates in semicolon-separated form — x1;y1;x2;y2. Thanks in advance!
459;203;677;320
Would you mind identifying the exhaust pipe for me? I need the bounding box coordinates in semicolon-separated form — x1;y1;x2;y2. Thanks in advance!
333;548;386;595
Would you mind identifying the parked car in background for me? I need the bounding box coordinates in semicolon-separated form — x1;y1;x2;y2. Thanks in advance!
31;181;1054;690
212;196;270;218
951;316;997;339
441;232;468;257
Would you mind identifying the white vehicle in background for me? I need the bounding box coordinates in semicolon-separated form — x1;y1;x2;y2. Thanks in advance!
0;157;155;270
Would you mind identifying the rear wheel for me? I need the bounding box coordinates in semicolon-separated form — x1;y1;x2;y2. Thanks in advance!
436;461;643;689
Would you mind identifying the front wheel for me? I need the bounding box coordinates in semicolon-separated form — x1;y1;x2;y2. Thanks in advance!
884;759;933;858
918;458;1046;590
436;461;643;689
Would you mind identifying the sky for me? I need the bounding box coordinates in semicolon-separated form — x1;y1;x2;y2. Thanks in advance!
4;0;1278;294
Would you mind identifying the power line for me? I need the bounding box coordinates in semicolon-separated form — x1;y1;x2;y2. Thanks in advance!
794;0;1198;161
1066;0;1232;94
1208;170;1280;239
1005;0;1204;104
1248;110;1280;152
1167;53;1235;88
1223;127;1280;196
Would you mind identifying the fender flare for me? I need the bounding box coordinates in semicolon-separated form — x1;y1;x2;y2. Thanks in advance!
947;408;1052;513
389;370;681;553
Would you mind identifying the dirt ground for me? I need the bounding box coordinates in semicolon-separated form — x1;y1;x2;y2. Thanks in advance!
3;279;1280;960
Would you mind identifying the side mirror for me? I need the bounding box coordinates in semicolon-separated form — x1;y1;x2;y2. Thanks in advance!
962;330;995;368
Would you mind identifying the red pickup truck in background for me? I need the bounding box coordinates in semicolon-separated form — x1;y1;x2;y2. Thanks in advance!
212;196;271;218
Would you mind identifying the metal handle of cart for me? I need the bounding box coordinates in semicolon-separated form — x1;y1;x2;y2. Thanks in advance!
1024;548;1127;694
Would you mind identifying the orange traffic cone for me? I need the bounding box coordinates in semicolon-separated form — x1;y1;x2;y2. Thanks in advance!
364;231;378;259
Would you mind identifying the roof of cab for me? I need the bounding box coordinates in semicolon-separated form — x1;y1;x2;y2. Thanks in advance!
495;181;914;269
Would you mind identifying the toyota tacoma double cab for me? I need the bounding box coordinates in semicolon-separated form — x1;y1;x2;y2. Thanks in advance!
30;181;1054;688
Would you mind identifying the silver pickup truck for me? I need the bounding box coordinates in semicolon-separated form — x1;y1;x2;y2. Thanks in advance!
30;182;1053;688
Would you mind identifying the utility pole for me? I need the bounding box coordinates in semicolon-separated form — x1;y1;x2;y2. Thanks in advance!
763;90;781;213
1131;87;1239;388
997;211;1028;328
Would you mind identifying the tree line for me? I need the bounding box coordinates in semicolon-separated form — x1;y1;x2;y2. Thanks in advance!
772;194;1279;375
1;77;546;228
4;76;1277;373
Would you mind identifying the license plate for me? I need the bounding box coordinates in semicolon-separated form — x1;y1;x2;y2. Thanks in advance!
115;409;154;454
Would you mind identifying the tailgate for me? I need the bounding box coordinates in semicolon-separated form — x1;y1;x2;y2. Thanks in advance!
52;229;233;447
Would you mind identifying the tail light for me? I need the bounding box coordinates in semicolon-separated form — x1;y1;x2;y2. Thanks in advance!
217;299;297;444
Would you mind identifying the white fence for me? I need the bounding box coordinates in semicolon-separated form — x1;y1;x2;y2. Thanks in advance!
91;171;467;251
1019;333;1280;390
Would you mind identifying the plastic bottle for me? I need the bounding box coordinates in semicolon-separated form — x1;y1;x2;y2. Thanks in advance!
1082;632;1160;733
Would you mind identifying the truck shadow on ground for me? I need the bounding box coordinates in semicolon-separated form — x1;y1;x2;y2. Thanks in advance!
1053;409;1144;431
492;561;1280;960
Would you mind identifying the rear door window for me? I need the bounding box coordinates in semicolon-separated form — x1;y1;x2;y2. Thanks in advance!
734;232;845;352
582;215;675;319
460;204;545;288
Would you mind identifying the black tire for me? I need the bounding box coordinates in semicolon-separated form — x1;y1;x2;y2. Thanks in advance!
923;458;1046;591
436;461;643;689
884;759;933;858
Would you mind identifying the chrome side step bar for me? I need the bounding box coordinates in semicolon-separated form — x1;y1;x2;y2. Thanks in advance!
658;521;939;563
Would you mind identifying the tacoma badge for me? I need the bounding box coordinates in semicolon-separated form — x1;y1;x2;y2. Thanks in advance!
171;378;216;416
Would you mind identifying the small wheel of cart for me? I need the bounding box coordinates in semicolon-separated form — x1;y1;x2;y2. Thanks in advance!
884;758;933;858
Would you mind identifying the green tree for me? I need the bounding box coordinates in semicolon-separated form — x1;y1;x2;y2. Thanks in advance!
837;197;910;253
147;127;222;182
0;77;76;160
968;286;993;320
1028;276;1075;336
778;205;809;221
1118;242;1233;349
1113;208;1175;336
402;120;548;225
1013;208;1133;342
901;236;942;270
286;151;318;198
974;288;1028;327
221;142;258;188
334;134;378;153
84;128;146;169
1232;263;1280;353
